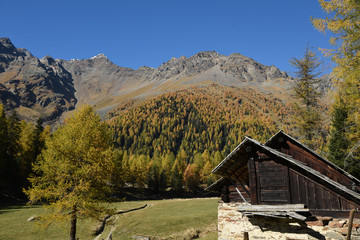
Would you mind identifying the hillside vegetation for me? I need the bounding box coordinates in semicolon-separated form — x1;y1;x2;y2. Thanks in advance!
108;84;300;189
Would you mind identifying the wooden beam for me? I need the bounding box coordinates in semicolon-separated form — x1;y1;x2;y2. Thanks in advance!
242;211;307;221
247;157;258;204
238;204;307;212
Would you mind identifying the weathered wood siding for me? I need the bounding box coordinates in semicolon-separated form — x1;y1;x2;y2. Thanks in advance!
228;185;250;202
247;157;360;213
256;159;289;204
280;140;354;189
288;169;359;211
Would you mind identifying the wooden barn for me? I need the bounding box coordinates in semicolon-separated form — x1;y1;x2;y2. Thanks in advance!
209;131;360;218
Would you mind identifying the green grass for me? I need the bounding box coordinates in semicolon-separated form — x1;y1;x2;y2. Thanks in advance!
0;198;219;240
0;203;97;240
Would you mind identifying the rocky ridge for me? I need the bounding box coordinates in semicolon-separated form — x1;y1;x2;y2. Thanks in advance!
0;37;307;124
0;38;76;122
57;50;294;117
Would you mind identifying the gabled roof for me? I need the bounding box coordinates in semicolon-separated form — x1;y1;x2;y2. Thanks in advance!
212;136;360;205
265;130;360;186
204;177;231;192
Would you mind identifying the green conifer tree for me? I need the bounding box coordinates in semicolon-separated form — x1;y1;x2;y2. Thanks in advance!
313;0;360;165
290;46;323;149
328;98;350;168
0;104;9;195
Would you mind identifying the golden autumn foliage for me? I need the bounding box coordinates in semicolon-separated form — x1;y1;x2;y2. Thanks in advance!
24;105;115;240
312;0;360;168
109;84;314;188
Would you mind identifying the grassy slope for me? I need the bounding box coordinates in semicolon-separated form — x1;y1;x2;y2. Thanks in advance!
0;198;219;240
0;204;97;240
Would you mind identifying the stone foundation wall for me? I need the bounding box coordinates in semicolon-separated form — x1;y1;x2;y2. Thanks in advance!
218;202;360;240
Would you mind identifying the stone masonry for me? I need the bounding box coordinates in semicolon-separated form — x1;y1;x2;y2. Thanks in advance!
218;202;360;240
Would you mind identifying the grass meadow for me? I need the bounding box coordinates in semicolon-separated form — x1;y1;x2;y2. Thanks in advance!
0;198;219;240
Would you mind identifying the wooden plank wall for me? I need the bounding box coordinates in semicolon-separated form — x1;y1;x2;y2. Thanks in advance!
245;157;360;212
288;169;359;211
280;140;354;189
229;185;250;202
256;159;289;204
248;157;258;204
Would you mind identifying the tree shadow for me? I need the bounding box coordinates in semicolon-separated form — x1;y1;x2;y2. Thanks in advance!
0;202;31;215
248;216;326;239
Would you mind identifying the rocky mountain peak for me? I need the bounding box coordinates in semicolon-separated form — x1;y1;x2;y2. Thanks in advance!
0;37;298;126
0;38;77;123
90;53;108;60
0;37;26;57
40;55;56;65
193;50;221;58
0;37;16;51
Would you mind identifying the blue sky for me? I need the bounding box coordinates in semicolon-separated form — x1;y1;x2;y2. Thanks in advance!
1;0;334;74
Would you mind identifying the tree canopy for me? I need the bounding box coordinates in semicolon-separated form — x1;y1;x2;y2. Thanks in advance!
289;46;323;149
312;0;360;173
25;105;115;240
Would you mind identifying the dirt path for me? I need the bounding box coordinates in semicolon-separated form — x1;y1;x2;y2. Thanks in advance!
93;204;148;240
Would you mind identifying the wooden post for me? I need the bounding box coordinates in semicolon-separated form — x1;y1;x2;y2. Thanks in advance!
247;157;258;204
346;209;356;240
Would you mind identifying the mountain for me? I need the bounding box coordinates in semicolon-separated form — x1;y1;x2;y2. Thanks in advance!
58;51;293;117
0;37;304;124
0;38;331;193
0;38;76;122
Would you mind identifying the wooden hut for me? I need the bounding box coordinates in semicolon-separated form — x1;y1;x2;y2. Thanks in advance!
265;130;360;191
211;132;360;218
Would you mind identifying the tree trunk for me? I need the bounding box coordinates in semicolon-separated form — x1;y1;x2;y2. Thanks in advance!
70;205;77;240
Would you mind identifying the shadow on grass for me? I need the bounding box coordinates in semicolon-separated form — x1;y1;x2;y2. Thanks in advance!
115;187;218;201
0;200;38;215
0;203;27;214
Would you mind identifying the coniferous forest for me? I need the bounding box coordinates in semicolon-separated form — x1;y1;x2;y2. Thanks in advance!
108;84;327;192
1;1;360;240
0;83;332;198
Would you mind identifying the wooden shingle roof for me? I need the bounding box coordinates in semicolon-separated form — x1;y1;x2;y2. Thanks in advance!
212;136;360;205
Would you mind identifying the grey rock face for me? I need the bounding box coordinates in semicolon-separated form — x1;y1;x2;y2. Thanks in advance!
0;37;76;122
0;37;301;124
151;51;289;84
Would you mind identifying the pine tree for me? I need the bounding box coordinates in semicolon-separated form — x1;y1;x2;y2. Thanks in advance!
0;104;9;195
112;149;125;190
289;46;323;149
312;0;360;164
147;161;160;191
5;111;22;195
24;105;115;240
202;160;214;185
171;159;183;191
183;164;199;192
32;118;45;160
328;98;350;168
18;120;36;191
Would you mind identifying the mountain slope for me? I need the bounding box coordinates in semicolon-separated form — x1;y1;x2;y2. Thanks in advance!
106;84;301;188
109;84;294;158
59;51;293;117
0;37;295;124
0;38;76;122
